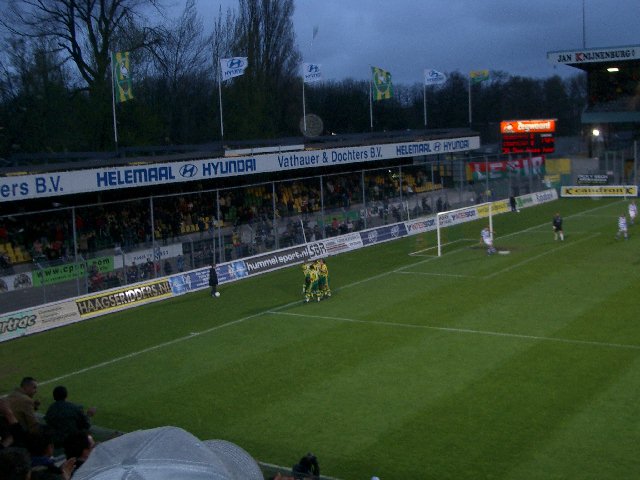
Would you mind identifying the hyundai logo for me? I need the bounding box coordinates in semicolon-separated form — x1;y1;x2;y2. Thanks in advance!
307;64;320;74
227;58;246;69
179;164;198;178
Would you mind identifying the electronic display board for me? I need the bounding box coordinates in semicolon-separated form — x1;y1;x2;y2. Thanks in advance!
500;119;556;155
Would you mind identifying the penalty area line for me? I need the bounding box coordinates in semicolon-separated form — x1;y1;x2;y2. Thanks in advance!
484;233;600;279
268;311;640;352
395;271;479;279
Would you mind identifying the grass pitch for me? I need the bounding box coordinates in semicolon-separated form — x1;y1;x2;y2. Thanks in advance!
2;198;640;479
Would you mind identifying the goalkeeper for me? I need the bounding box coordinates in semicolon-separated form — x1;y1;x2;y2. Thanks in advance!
552;213;564;241
481;226;497;255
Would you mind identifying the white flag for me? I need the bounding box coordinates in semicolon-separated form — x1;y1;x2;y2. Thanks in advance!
302;63;322;83
220;57;248;81
424;69;447;86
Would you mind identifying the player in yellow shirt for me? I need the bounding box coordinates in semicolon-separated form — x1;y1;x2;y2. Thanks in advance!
302;263;311;297
306;265;320;303
317;259;331;299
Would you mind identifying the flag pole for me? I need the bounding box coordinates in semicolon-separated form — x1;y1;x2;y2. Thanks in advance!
369;69;374;131
468;76;472;126
218;62;224;140
305;26;318;136
110;51;119;151
423;82;427;128
302;72;307;133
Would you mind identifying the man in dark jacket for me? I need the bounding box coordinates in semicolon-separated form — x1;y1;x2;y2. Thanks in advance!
292;452;319;479
44;386;95;448
209;264;220;297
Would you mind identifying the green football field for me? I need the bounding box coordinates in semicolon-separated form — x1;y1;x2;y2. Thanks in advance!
2;197;640;479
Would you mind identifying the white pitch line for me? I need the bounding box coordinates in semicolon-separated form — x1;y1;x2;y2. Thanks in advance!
268;311;640;351
483;233;600;279
32;198;624;388
36;298;305;388
395;271;479;279
36;314;263;387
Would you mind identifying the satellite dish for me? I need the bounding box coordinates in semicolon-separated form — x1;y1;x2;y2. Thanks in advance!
300;113;323;137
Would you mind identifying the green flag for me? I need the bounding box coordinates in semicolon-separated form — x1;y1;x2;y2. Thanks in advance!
469;69;489;84
112;51;133;103
371;66;393;101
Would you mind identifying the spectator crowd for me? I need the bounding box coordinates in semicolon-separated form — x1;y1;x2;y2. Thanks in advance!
1;376;331;479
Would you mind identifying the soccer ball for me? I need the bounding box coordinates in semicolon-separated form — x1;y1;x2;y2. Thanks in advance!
215;292;221;297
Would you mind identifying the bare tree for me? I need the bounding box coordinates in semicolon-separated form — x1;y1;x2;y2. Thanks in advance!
145;0;213;143
149;0;210;88
2;0;164;148
211;0;302;139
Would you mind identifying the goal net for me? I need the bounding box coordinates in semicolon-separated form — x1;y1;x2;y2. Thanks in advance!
436;202;493;256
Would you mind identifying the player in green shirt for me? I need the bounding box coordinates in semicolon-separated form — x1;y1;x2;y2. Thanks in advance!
317;259;331;299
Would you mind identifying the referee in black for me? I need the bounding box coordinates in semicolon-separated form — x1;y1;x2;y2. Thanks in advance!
209;263;219;297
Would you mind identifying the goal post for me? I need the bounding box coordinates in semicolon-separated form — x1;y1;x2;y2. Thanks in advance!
436;202;493;256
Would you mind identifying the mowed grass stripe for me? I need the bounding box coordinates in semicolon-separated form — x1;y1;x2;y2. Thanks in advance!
268;311;640;351
2;197;640;479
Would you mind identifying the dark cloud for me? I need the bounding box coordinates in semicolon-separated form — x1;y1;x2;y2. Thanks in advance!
202;0;640;83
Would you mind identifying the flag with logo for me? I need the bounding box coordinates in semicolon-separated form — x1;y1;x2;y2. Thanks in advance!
302;63;322;83
469;69;490;84
112;51;133;103
424;69;447;86
220;57;248;81
371;66;393;101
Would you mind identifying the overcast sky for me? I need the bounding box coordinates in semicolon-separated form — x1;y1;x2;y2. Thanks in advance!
196;0;640;84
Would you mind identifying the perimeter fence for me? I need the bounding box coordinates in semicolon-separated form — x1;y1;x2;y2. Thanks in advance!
1;143;637;314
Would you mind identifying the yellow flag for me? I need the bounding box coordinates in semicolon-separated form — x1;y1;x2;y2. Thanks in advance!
469;69;489;84
112;51;133;103
371;66;393;101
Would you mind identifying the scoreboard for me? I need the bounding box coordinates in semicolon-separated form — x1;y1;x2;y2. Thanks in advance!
501;119;556;155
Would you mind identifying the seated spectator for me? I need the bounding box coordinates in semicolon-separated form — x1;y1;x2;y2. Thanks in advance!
292;452;320;479
0;447;31;480
44;386;96;448
0;252;12;272
27;430;75;479
63;431;95;475
7;377;41;434
0;398;25;449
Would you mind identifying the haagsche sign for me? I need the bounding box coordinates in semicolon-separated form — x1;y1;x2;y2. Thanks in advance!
75;279;172;317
